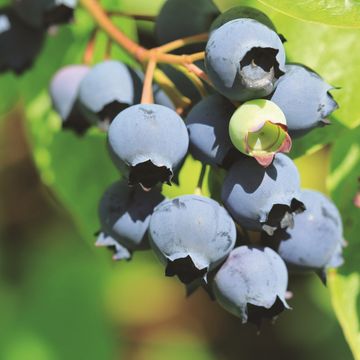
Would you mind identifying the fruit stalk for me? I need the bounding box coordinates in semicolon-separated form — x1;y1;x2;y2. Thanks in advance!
155;33;209;53
141;58;157;104
107;11;156;21
82;27;98;65
80;0;205;65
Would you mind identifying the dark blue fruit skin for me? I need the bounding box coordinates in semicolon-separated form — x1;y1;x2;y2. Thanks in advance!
98;180;164;251
277;189;344;272
108;103;189;178
12;0;76;28
210;6;277;33
155;0;219;54
50;64;91;135
78;60;134;124
213;246;289;323
270;64;338;138
205;19;286;101
186;94;236;166
153;83;175;110
0;8;44;74
221;154;303;232
149;195;236;275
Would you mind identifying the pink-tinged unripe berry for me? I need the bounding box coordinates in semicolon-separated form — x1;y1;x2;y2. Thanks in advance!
229;99;291;167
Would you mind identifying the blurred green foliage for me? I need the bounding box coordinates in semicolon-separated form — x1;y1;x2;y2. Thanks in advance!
257;0;360;28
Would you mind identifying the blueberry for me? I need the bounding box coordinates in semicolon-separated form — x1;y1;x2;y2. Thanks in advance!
49;64;91;135
95;232;131;261
98;180;165;255
213;246;290;324
149;195;236;284
153;83;175;110
186;94;236;166
78;60;135;128
205;19;286;101
271;190;344;282
155;0;219;54
221;153;305;235
270;64;338;138
210;6;277;33
229;99;291;167
108;104;189;190
0;8;44;74
12;0;77;29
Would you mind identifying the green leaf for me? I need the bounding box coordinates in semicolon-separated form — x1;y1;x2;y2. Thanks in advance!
0;226;116;360
26;92;119;242
162;155;210;199
327;125;360;360
277;21;360;129
0;73;19;116
289;117;348;159
256;0;360;28
329;272;360;360
117;0;165;15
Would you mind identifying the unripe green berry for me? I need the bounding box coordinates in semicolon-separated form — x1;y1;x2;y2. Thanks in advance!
229;99;291;167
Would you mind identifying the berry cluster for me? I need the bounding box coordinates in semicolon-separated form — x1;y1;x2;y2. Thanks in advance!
0;0;77;74
3;0;345;326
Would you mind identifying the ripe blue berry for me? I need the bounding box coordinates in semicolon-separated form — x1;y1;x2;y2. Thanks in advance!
155;0;219;54
95;232;131;261
12;0;77;28
149;195;236;284
153;83;175;110
205;19;286;101
270;64;338;138
78;60;135;128
273;190;344;281
98;180;165;255
0;8;44;74
50;64;91;135
108;104;189;190
186;94;236;166
210;6;277;33
222;153;304;235
213;246;290;324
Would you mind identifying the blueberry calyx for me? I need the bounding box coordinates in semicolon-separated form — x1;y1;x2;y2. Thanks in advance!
246;296;289;327
165;255;208;284
247;122;292;167
128;160;172;190
239;47;284;92
97;101;129;130
62;108;91;135
261;198;305;236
